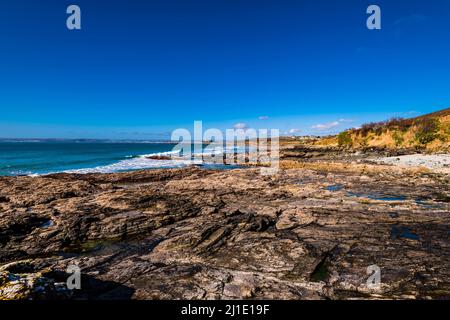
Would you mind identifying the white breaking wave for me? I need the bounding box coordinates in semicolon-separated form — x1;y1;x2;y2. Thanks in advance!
29;146;249;176
139;149;183;158
62;157;195;174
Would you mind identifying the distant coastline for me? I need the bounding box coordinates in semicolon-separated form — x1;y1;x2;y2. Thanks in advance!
0;138;178;144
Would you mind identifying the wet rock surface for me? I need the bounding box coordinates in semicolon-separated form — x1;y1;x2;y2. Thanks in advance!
0;165;448;300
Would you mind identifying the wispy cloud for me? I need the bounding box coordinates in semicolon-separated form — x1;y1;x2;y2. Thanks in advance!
233;122;248;129
312;119;353;131
280;128;301;136
288;128;301;134
258;116;269;120
312;121;340;130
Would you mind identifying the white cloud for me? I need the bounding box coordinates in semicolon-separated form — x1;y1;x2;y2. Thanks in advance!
258;116;269;120
312;121;340;130
233;122;248;130
280;128;301;136
312;119;354;131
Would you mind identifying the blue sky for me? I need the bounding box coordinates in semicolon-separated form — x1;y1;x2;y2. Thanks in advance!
0;0;449;139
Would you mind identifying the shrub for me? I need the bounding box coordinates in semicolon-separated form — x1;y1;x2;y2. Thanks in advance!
386;117;404;127
415;118;440;145
337;131;352;147
374;125;384;136
392;131;404;147
437;133;448;142
360;121;386;136
359;117;413;137
360;122;376;136
443;123;450;135
386;117;413;131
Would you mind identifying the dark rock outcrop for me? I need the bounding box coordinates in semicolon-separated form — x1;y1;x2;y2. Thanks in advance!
0;166;448;299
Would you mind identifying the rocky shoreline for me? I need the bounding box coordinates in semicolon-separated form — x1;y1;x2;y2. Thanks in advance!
372;154;450;173
0;155;449;300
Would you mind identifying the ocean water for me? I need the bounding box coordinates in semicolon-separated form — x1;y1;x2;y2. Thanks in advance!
0;142;239;176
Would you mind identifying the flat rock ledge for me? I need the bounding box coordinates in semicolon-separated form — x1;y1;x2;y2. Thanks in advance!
0;165;448;300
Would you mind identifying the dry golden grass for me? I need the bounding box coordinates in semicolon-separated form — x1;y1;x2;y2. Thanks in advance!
298;108;450;152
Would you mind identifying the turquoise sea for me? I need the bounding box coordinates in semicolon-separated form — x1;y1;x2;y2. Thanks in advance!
0;141;237;176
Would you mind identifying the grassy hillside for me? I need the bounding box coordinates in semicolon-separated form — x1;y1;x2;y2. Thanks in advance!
315;108;450;152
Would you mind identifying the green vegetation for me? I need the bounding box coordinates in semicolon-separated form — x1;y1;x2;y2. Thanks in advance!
357;114;446;147
443;123;450;135
330;108;449;151
438;123;450;142
337;131;352;147
415;118;440;145
392;131;404;147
